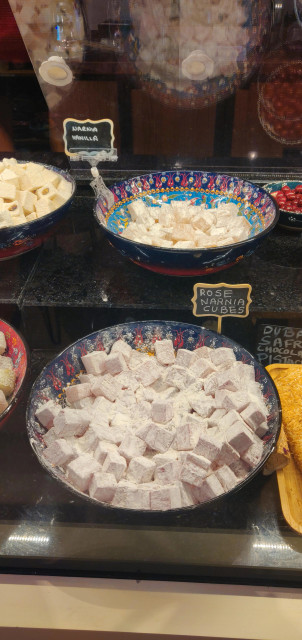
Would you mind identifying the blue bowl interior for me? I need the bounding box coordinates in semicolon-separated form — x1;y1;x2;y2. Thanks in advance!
96;171;278;251
27;320;281;512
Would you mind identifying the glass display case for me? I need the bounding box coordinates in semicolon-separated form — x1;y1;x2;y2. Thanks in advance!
1;5;302;631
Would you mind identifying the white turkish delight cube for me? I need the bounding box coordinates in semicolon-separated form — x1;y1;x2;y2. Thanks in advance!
102;451;127;481
217;441;240;465
0;354;12;369
225;421;256;454
210;347;236;369
94;441;118;464
215;465;238;491
191;346;213;362
43;438;75;467
131;400;152;426
136;384;156;402
180;452;211;487
67;454;101;492
136;421;175;452
35;197;53;217
230;458;250;479
234;361;256;383
119;434;146;460
128;350;149;370
255;421;269;437
36;183;58;200
81;351;107;375
153;450;180;466
78;373;95;384
89;471;117;503
203;374;219;396
35;399;61;429
189;396;215;419
72;396;94;411
221;410;246;430
105;352;128;376
192;474;224;502
150;484;182;510
134;358;162;387
53;407;90;438
174;422;200;451
77;422;112;453
0;182;16;200
65;382;91;404
154;339;175;366
175;348;193;368
151;399;174;424
91;373;121;402
154;459;181;485
207;408;227;429
216;368;242;392
164;365;188;390
178;481;195;507
215;390;250;413
112;480;151;510
90;422;126;445
240;400;268;432
110;412;132;430
194;433;222;462
189;357;217;379
110;339;133;363
116;389;137;409
90;396;114;422
241;441;264;467
0;389;7;413
116;370;140;392
127;456;155;483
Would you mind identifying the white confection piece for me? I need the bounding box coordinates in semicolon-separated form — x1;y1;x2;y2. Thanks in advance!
240;401;268;432
136;384;157;403
234;362;256;383
165;365;188;390
72;396;94;411
151;399;173;424
53;407;90;438
180;452;211;487
51;193;67;210
175;348;193;368
43;427;61;447
225;421;256;454
174;422;200;451
0;389;8;413
76;421;111;453
105;352;128;376
154;459;181;485
153;451;180;467
136;421;175;452
191;346;213;362
35;399;61;429
192;474;224;502
65;382;91;404
215;390;250;413
150;484;182;510
215;465;238;491
134;358;162;387
110;412;131;430
5;200;23;217
189;395;215;419
19;173;32;191
154;339;175;366
208;408;227;425
94;441;118;464
111;339;133;363
81;350;107;375
216;368;242;392
210;347;237;369
43;438;75;467
90;421;126;445
67;454;101;492
78;373;95;384
230;459;251;479
89;471;117;503
102;451;127;481
115;370;140;392
119;433;146;460
241;441;264;467
26;212;38;221
255;421;269;437
0;210;13;228
112;480;151;510
18;190;37;213
36;183;58;200
0;331;6;355
91;373;121;402
35;198;55;217
0;168;19;187
203;374;219;396
128;350;149;370
189;358;216;379
127;456;155;483
217;441;240;465
116;389;136;408
194;432;222;462
0;182;16;200
90;396;114;422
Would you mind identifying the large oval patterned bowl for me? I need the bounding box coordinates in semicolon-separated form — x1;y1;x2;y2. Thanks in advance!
0;162;76;261
26;321;281;512
94;171;279;276
0;319;29;428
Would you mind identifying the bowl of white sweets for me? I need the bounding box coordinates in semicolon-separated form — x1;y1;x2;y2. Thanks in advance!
0;158;76;260
27;321;281;512
94;171;279;276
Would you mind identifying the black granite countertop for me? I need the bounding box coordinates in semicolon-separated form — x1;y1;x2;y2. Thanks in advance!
1;157;302;585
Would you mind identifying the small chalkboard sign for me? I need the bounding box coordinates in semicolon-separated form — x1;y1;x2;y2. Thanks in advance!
63;118;115;158
192;282;252;333
256;324;302;366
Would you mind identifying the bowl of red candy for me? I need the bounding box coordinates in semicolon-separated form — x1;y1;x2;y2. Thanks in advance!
262;181;302;231
258;61;302;145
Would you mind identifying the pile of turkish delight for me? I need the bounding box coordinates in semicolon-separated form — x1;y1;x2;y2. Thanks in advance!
35;338;269;511
121;199;252;249
0;158;73;229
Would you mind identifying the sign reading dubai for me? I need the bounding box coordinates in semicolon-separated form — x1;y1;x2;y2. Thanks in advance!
191;282;252;333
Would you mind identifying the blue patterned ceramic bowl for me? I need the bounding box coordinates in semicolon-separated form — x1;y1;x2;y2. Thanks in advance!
26;320;281;511
263;181;302;231
94;171;279;276
0;162;76;261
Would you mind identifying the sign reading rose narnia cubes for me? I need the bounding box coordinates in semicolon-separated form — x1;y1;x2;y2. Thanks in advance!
192;283;252;333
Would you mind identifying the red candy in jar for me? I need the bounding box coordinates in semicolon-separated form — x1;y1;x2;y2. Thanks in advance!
271;184;302;213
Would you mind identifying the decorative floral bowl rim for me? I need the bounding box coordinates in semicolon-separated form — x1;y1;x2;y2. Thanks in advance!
0;319;29;424
95;171;279;254
26;320;281;513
